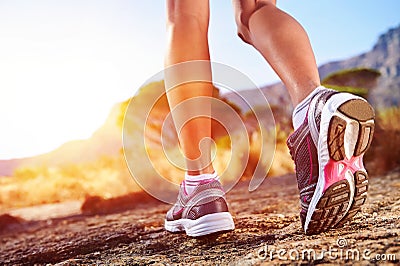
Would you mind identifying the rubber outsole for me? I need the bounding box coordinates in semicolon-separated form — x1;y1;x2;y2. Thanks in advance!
307;180;351;234
306;99;374;235
164;212;235;237
335;171;369;227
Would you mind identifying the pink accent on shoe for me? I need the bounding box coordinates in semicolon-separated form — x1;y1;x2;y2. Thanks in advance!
323;156;364;192
307;136;313;185
198;178;217;185
173;207;184;216
182;180;189;195
199;179;226;193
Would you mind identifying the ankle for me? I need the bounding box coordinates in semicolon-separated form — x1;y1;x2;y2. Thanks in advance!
187;165;215;176
292;86;326;130
183;171;220;194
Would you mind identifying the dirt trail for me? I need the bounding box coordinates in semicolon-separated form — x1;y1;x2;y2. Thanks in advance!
1;171;399;265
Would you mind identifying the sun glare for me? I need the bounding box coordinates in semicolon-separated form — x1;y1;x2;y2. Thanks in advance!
0;53;120;159
0;1;167;160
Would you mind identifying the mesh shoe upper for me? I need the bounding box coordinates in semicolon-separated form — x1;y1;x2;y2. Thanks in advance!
166;179;229;221
287;89;337;228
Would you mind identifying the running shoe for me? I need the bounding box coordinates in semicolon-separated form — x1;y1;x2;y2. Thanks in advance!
164;179;235;237
287;89;375;235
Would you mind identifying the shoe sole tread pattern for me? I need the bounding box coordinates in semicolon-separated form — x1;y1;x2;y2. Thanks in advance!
307;99;374;235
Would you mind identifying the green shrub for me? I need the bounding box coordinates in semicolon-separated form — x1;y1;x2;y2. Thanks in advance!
324;85;368;99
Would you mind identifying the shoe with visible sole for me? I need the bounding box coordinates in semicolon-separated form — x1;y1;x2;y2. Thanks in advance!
287;89;375;235
164;179;235;237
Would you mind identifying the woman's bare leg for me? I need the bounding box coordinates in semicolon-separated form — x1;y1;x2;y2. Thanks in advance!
165;0;214;175
232;0;376;236
233;0;321;106
164;2;236;236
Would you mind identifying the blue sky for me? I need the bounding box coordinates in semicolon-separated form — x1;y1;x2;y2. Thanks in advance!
0;0;399;159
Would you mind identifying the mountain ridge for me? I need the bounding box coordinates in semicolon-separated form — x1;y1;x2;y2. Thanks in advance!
0;104;122;176
224;24;400;111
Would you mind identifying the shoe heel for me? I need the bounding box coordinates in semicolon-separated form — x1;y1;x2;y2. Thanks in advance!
327;99;374;227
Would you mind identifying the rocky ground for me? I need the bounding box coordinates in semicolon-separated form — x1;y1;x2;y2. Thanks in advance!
1;170;399;265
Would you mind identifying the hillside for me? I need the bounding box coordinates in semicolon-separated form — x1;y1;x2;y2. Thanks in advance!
0;104;121;177
1;25;399;179
319;25;400;108
224;24;400;111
